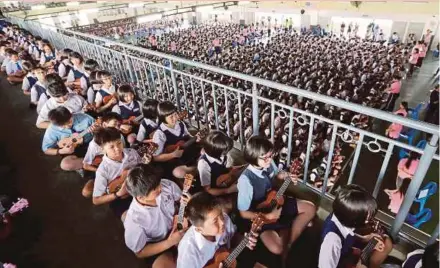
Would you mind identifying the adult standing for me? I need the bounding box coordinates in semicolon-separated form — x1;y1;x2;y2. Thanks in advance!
424;85;439;125
384;75;401;111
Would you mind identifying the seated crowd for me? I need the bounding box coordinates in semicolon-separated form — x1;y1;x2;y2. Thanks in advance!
0;20;438;268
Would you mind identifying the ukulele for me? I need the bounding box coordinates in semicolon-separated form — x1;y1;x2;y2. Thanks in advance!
107;142;158;194
102;94;117;105
255;159;302;223
92;155;103;167
163;128;208;154
0;198;29;239
204;215;264;268
57;118;102;149
343;220;385;268
216;165;248;188
172;174;194;231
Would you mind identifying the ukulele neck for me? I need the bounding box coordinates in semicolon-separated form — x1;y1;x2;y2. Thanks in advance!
224;234;249;266
360;236;379;265
177;190;188;224
275;176;291;201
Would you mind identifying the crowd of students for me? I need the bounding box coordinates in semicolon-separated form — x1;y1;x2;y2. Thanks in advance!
0;19;439;268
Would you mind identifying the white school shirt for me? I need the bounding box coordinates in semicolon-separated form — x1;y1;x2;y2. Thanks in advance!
93;148;142;197
111;100;143;115
318;215;355;268
30;81;46;103
197;153;227;187
124;179;182;253
177;213;236;268
94;85;116;104
83;134;127;165
152;122;190;156
136;118;158;142
36;93;87;126
58;60;71;78
79;72;90;95
22;73;35;92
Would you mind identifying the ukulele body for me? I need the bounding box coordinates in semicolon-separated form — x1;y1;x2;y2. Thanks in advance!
92;155;103;167
216;166;246;188
102;95;116;105
256;191;285;223
341;247;362;268
204;247;236;268
58;133;83;149
108;170;129;194
122;116;139;125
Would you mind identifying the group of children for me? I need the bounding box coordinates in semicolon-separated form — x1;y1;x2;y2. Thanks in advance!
1;20;438;268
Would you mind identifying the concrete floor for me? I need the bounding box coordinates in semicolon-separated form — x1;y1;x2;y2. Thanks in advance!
0;55;437;268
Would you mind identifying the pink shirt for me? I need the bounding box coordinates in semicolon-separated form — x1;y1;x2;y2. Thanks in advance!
424;33;432;44
212;39;220;47
170;41;176;51
397;158;420;178
388;191;404;214
390;80;401;94
191;30;196;38
387;122;402;139
409;52;419;64
394;108;408;117
419;44;427;57
243;28;248;36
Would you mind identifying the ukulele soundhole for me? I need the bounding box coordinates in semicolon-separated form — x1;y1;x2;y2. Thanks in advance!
177;223;183;231
72;138;77;143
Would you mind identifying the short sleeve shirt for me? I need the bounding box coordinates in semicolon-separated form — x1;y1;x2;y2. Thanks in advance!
36;93;87;126
124;179;182;253
152;122;190;155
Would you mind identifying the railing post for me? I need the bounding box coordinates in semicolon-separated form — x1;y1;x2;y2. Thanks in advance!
122;47;136;84
390;135;439;239
169;61;180;110
428;223;439;246
252;82;259;136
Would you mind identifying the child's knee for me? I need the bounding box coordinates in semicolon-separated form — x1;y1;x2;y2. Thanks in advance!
383;237;393;254
172;166;186;179
127;133;137;144
60;157;77;171
82;180;94;198
298;200;317;216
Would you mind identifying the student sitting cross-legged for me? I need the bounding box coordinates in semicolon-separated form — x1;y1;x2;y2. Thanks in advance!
81;112;127;198
36;79;87;129
236;136;316;265
124;164;190;268
5;50;25;84
319;185;393;268
91;127;142;221
41;106;95;172
177;192;259;268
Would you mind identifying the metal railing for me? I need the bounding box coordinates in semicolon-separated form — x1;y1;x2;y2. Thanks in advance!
7;16;439;246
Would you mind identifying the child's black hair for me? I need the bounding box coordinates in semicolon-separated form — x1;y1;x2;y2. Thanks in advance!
157;101;177;123
94;127;121;147
69;51;84;64
117;84;135;103
46;73;63;85
126;164;161;197
243;135;274;166
333;184;378;228
84;59;99;72
142;99;159;120
101;112;122;123
186;192;221;227
203;130;233;159
47;80;68;98
48;106;72;126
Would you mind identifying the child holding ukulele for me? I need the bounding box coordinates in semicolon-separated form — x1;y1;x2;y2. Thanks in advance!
198;131;244;212
177;192;259;268
236;136;316;265
152;101;202;180
124;164;190;267
136;99;159;143
319;185;393;268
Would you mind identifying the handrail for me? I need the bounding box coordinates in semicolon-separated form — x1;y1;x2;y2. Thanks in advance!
19;16;439;136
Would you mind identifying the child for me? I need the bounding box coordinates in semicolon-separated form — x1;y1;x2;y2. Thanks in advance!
5;50;25;84
66;51;84;94
21;61;36;95
92;127;142;221
41;106;95;172
29;66;48;111
94;70;116;113
385;113;404;139
198;131;242;212
1;48;13;73
384;178;411;214
39;42;56;69
82;112;126;198
152;101;200;180
396;151;420;187
408;48;419;77
124;164;188;266
236;135;316;262
36;80;87;129
136;99;159;143
111;84;142;144
319;185;393;268
80;59;99;97
394;101;408;118
56;48;73;79
177;192;258;268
